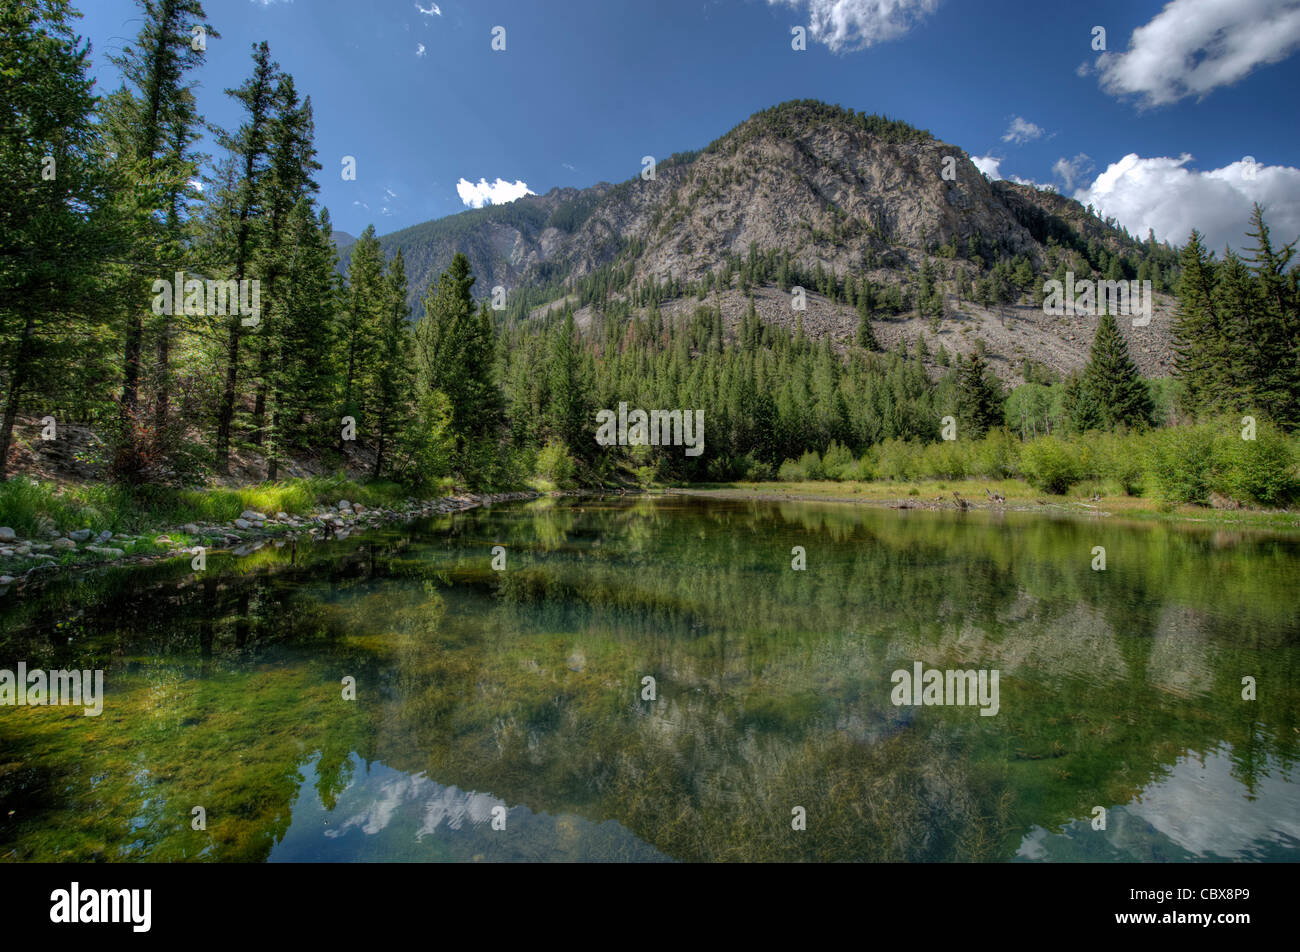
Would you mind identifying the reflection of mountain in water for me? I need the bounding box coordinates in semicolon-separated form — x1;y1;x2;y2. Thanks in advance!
1017;745;1300;862
270;754;670;863
2;497;1298;862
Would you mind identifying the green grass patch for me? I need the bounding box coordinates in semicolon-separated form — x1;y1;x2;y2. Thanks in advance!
0;474;415;538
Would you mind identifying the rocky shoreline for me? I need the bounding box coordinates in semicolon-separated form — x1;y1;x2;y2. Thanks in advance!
0;490;538;597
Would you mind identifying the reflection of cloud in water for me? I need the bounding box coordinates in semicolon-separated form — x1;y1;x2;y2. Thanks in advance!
1017;744;1300;861
417;783;501;838
324;771;503;839
272;754;669;862
1127;745;1300;856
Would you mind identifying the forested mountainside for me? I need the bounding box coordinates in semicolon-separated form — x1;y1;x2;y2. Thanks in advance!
343;100;1181;384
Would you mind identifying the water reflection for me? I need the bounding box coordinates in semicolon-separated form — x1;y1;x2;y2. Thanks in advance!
0;496;1297;862
270;754;669;862
1017;746;1300;861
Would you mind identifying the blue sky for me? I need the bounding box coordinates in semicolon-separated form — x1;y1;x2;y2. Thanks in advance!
72;0;1300;252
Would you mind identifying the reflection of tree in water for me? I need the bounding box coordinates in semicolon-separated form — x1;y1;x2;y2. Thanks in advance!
1;498;1297;862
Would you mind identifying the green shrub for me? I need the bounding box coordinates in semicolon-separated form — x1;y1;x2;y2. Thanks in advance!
736;453;774;482
972;428;1021;479
535;440;578;488
795;449;826;478
1211;421;1298;506
1145;425;1214;505
1093;432;1145;496
874;438;923;481
822;441;855;480
920;440;970;480
1021;436;1083;494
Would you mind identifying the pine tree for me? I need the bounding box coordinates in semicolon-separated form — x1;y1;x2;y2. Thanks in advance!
856;293;879;351
212;41;278;473
0;0;113;477
1079;310;1153;430
266;199;337;477
251;76;320;445
413;253;500;479
1240;204;1300;427
1172;230;1222;416
100;0;214;473
370;247;413;478
339;224;383;434
956;350;1004;439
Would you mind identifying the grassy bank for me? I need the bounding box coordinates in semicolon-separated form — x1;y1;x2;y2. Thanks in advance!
673;478;1300;531
0;474;446;539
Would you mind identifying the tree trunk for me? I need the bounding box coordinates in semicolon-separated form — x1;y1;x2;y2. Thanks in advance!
0;312;36;480
121;310;143;421
152;312;170;437
214;315;241;474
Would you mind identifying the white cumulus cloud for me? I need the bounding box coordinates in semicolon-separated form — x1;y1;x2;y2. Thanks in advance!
1089;0;1300;106
415;2;441;15
456;177;535;209
1001;116;1044;145
766;0;940;52
1072;153;1300;252
971;154;1004;179
415;43;426;57
971;154;1042;188
1052;153;1094;191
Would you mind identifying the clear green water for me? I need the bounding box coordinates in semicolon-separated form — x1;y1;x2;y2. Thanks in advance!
1;495;1297;862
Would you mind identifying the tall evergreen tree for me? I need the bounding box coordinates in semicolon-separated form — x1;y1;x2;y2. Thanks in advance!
0;0;112;477
265;198;336;478
101;0;214;474
1079;310;1153;430
413;253;501;479
1240;204;1300;427
371;247;413;478
545;311;591;454
251;76;319;445
955;350;1004;439
338;224;383;437
856;293;879;351
211;41;278;473
1172;229;1222;416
